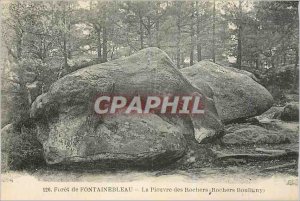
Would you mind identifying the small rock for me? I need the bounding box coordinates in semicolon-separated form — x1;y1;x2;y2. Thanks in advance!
256;106;284;121
223;125;296;145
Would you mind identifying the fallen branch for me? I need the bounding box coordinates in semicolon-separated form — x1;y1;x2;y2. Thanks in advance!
262;162;298;171
215;151;298;163
255;148;287;155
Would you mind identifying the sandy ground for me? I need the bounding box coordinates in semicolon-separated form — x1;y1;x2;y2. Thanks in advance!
2;165;298;183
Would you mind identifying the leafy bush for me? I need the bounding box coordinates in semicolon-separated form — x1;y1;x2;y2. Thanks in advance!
4;126;45;170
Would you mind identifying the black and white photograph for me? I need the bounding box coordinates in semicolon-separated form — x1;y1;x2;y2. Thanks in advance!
0;0;299;200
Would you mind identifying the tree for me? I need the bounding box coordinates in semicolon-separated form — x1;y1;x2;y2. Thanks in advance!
212;0;216;63
195;1;212;62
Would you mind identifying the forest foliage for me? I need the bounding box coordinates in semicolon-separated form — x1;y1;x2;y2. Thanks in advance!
1;0;299;128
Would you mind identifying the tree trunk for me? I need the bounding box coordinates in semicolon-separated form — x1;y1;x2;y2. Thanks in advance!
110;46;115;60
40;37;47;63
102;3;108;62
16;31;23;59
282;41;287;65
255;58;259;69
67;27;72;59
97;28;102;60
181;53;185;67
176;2;182;68
292;48;299;92
155;2;160;48
63;36;68;67
139;12;144;50
147;16;152;46
67;3;72;59
15;3;23;60
196;2;201;62
212;0;216;63
62;3;68;68
236;0;243;69
190;2;195;66
102;26;108;62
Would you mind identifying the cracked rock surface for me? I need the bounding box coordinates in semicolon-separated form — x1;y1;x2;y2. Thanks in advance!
30;48;223;168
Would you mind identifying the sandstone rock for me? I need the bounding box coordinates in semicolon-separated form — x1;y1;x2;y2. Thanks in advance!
31;48;223;167
259;119;299;139
38;113;190;167
225;66;259;82
257;103;299;123
256;106;284;121
256;107;299;143
223;124;297;145
181;60;273;123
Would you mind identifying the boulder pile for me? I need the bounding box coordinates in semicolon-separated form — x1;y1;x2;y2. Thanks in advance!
2;48;276;169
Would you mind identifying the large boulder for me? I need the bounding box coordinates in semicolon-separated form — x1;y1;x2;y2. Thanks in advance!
181;60;273;123
31;48;223;168
38;113;190;167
